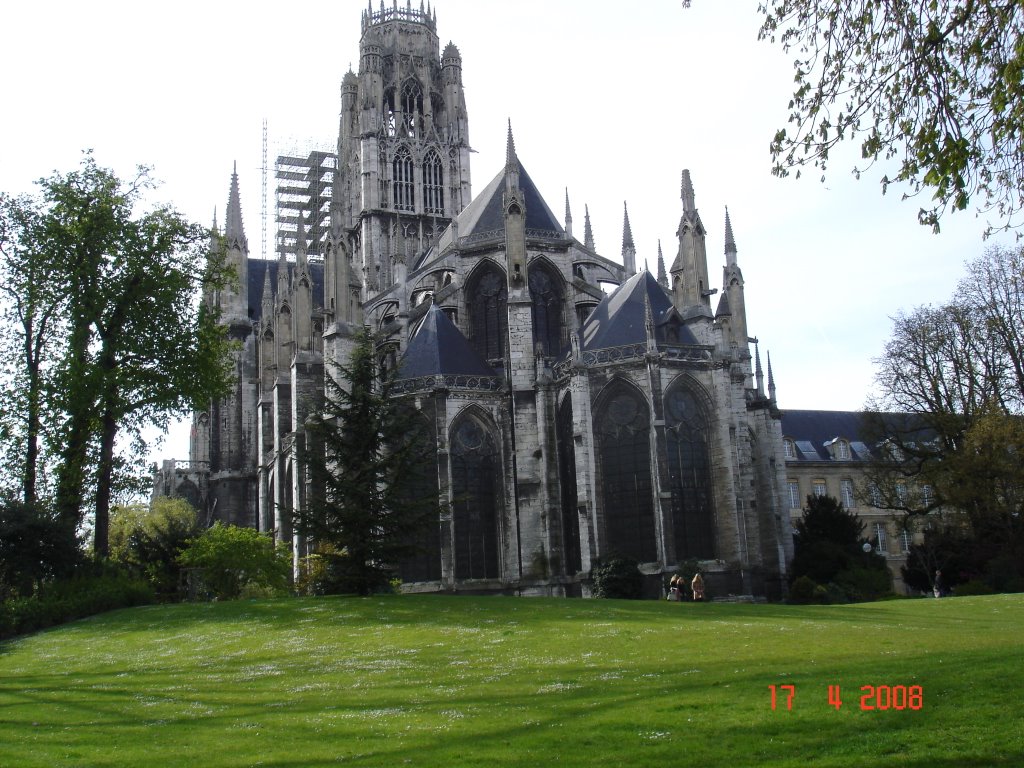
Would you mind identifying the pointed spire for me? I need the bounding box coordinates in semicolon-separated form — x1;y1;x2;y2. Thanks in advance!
261;264;274;319
725;206;737;267
584;204;595;251
564;188;573;237
754;342;765;397
621;202;636;277
505;119;517;167
767;350;777;403
656;239;667;287
681;169;696;214
225;161;247;248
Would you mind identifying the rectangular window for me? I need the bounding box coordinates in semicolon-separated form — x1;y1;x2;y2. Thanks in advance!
900;529;912;553
788;481;801;509
896;482;908;505
875;523;887;554
869;484;882;507
921;484;934;507
813;480;827;498
840;479;855;509
836;440;850;460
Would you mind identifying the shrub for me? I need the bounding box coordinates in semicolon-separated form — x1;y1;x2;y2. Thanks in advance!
0;572;153;640
178;523;291;600
0;500;82;597
788;575;821;604
592;557;644;600
110;498;202;598
953;580;996;597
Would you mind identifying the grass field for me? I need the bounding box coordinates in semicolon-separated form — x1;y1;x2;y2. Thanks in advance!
0;593;1021;767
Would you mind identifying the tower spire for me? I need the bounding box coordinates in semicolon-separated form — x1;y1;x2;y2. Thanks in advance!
754;342;765;397
767;350;777;403
226;161;247;249
621;201;636;276
681;169;696;214
505;118;517;167
725;206;737;267
564;188;573;238
584;204;595;251
656;239;667;287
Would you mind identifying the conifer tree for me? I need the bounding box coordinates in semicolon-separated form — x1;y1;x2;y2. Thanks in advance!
295;327;440;595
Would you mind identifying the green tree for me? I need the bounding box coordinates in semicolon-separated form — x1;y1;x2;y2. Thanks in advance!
0;153;233;555
759;1;1024;234
790;494;890;600
866;246;1024;590
0;500;82;598
110;498;202;597
177;523;290;600
295;327;440;596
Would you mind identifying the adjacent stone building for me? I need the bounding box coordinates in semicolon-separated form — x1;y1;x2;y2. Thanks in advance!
167;2;794;599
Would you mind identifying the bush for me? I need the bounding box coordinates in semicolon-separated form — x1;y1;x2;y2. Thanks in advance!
0;500;82;597
788;575;822;604
110;498;202;598
178;523;291;600
953;579;996;597
0;572;153;640
592;557;644;599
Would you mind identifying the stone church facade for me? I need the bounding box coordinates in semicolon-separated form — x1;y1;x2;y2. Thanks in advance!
162;2;794;599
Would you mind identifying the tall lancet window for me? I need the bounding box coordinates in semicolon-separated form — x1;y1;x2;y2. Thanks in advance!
467;264;507;363
596;385;657;563
556;397;582;575
393;146;414;212
665;385;715;560
451;414;501;580
423;150;444;215
528;263;564;356
401;79;423;137
397;411;441;583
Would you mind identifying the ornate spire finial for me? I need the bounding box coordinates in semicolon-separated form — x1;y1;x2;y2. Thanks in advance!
584;204;595;251
261;263;274;318
657;239;668;287
767;350;777;403
506;119;517;166
564;188;573;237
622;201;635;250
754;342;765;396
725;206;737;257
681;169;696;213
226;163;247;247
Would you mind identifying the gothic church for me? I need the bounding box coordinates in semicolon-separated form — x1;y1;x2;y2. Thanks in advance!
167;2;794;598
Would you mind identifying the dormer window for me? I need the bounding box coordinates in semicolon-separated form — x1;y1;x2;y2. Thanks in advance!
835;439;851;460
783;439;796;460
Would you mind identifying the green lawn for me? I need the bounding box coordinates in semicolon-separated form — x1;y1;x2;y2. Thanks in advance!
0;594;1021;767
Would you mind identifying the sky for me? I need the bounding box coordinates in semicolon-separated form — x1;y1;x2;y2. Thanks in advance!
2;0;1014;467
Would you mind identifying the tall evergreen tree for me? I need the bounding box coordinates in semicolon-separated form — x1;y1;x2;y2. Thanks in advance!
295;327;440;596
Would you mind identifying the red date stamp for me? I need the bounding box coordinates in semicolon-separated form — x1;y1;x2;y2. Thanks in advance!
769;684;923;711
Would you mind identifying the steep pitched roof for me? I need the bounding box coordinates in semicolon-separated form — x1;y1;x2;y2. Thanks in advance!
398;303;496;379
580;270;698;351
781;410;875;461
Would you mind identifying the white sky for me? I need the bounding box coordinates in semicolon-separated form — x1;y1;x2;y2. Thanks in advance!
3;0;1014;467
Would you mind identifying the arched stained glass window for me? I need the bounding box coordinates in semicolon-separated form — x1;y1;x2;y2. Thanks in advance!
529;264;563;356
596;386;656;562
467;265;507;363
398;413;441;583
665;386;715;559
556;397;582;575
393;146;414;211
451;415;501;579
423;150;444;215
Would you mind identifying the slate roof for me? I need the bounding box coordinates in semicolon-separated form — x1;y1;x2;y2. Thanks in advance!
246;258;324;322
398;303;497;379
780;410;873;461
418;160;564;269
580;270;698;351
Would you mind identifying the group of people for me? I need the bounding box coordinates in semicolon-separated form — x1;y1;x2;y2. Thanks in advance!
668;572;705;602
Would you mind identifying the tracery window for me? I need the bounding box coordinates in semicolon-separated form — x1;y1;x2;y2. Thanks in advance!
528;263;564;356
378;144;390;208
596;386;656;562
401;79;423;136
393;146;414;212
556;398;581;575
397;412;441;583
450;415;501;579
423;150;444;215
382;88;397;137
467;265;507;362
665;386;715;560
